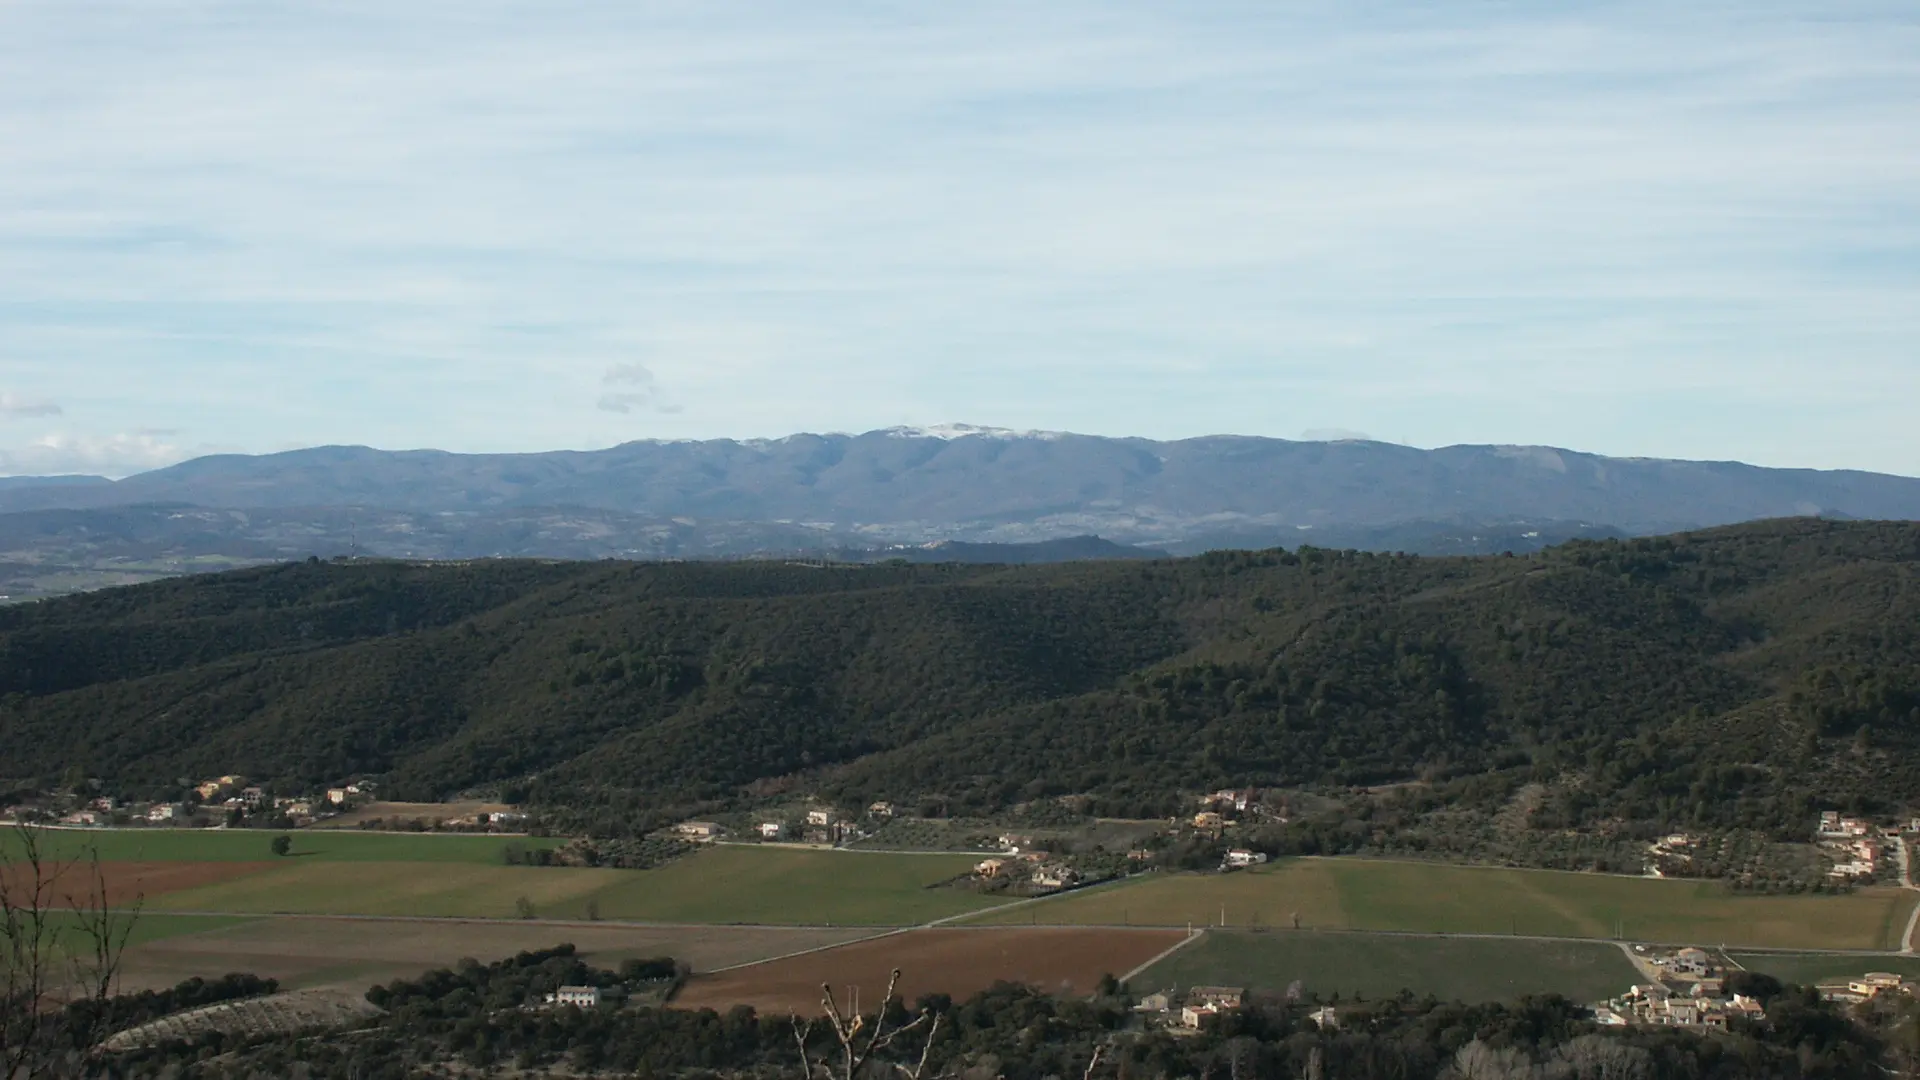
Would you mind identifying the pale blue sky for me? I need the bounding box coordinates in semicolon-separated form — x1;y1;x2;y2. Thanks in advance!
2;2;1917;476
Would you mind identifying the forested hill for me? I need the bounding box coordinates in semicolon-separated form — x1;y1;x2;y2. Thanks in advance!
2;518;1918;834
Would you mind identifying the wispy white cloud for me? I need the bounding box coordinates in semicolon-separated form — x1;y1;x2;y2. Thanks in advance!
0;432;195;477
0;2;1916;472
0;391;62;419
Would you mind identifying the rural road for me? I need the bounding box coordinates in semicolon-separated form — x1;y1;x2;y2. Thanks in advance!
1896;835;1920;955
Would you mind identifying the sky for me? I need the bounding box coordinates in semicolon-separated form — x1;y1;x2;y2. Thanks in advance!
1;2;1917;478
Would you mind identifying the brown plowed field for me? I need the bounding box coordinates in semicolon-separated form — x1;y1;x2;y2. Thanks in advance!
674;927;1188;1015
0;861;273;907
117;917;873;993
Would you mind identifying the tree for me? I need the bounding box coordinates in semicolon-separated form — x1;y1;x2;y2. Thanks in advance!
270;835;293;857
1;824;142;1077
514;896;536;920
584;897;600;922
792;969;944;1080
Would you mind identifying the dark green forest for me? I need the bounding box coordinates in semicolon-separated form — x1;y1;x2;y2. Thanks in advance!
2;518;1918;837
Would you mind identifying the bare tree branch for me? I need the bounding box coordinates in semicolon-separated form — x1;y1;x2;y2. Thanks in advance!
1;823;141;1077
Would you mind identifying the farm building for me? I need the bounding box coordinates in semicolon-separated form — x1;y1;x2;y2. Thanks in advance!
548;986;602;1007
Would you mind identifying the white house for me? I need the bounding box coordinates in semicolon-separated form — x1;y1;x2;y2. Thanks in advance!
807;808;840;827
1224;849;1268;868
1181;1003;1222;1029
550;986;602;1007
759;822;784;840
147;804;179;822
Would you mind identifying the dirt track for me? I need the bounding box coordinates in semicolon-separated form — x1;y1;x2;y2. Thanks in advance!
674;927;1189;1015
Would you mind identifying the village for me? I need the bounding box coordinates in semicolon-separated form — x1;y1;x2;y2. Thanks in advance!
1;775;530;833
666;788;1288;896
1590;943;1914;1029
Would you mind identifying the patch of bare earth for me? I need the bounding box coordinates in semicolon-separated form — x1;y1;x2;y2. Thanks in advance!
674;927;1189;1015
0;861;275;908
118;918;873;993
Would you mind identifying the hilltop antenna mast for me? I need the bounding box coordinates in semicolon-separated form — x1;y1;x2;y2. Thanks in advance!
350;519;358;560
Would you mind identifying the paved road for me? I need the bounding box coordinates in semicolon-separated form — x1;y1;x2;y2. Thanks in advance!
1895;835;1920;955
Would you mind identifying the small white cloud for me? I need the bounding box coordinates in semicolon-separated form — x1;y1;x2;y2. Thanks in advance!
603;363;656;387
0;431;191;477
596;363;678;414
0;391;62;419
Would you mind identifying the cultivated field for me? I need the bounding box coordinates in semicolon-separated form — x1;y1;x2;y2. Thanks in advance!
575;846;997;925
147;861;630;919
115;916;873;994
674;927;1188;1015
1140;930;1641;1004
1723;953;1920;988
4;827;562;864
971;859;1919;951
2;859;275;908
140;845;1001;924
101;988;381;1051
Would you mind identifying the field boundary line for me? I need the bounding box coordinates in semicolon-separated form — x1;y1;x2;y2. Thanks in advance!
703;928;909;975
1121;929;1204;985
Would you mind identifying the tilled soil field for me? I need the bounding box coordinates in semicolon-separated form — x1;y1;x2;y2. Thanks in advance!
674;927;1189;1015
116;916;875;993
0;860;275;908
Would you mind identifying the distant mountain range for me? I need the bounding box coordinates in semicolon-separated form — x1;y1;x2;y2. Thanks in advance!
0;426;1916;598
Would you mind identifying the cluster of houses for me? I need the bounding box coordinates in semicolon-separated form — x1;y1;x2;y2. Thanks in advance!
1594;947;1759;1028
3;776;436;832
974;846;1082;892
1593;945;1917;1029
675;802;897;848
1817;812;1889;880
1190;790;1281;835
1134;986;1246;1030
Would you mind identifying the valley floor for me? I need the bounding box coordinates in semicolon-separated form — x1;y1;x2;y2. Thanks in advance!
50;838;1920;1011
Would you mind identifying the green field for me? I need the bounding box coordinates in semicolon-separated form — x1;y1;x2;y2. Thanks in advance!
970;859;1919;951
144;845;1004;925
5;828;565;864
146;862;629;919
1142;930;1640;1004
1725;953;1920;987
571;846;998;925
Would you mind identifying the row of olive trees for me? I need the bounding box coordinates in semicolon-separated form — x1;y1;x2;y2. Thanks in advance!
1;824;141;1078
